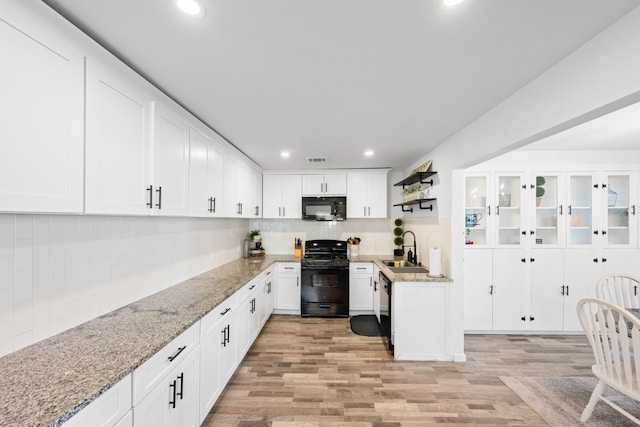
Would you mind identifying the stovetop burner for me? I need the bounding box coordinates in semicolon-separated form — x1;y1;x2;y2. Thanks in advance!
301;239;349;268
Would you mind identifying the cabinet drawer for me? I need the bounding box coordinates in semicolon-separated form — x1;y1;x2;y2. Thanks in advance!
277;263;300;274
201;295;237;331
64;375;132;427
132;322;199;406
350;262;373;274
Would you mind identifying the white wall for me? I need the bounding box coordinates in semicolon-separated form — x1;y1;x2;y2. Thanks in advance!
0;214;247;357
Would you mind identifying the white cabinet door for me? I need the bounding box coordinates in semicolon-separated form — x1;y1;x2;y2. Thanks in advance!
85;59;153;215
282;175;302;218
275;263;301;313
199;297;236;423
347;172;388;218
153;102;190;216
493;174;525;247
464;174;491;247
134;347;199;427
463;249;493;331
224;155;239;217
563;248;600;331
263;175;302;219
263;272;274;323
529;249;564;331
530;173;564;248
302;175;326;196
236;161;251;218
249;166;262;218
302;174;346;196
602;172;637;248
566;173;596;247
262;175;283;219
349;263;373;312
188;127;225;217
492;249;526;331
0;16;83;213
324;174;347;195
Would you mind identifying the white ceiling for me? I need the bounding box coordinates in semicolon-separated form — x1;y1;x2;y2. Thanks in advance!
42;0;640;170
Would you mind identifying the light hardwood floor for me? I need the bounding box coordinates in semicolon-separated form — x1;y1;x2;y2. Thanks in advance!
203;315;594;426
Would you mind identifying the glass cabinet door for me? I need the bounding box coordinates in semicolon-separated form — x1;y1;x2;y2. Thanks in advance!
604;174;632;246
464;175;489;246
495;174;522;246
533;174;560;246
567;174;594;246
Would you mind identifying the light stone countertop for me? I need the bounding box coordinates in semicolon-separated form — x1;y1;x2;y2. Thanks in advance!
349;255;451;282
0;255;297;427
0;253;447;427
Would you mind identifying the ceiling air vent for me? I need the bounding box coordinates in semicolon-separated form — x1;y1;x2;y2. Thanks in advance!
307;157;327;164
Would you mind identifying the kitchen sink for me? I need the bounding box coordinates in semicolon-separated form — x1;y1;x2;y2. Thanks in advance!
379;260;428;274
388;266;429;274
381;259;416;267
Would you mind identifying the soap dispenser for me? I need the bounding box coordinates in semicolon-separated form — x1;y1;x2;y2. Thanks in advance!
407;248;413;264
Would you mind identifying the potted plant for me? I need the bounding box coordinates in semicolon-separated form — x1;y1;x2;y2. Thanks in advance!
403;184;423;202
247;229;261;241
393;218;404;257
535;176;545;207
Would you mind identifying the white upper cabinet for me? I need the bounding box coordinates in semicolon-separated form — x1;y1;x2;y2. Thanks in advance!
600;172;637;248
188;126;225;217
224;154;258;218
152;102;190;216
262;174;302;219
0;10;84;213
302;174;347;196
347;171;388;218
85;59;153;215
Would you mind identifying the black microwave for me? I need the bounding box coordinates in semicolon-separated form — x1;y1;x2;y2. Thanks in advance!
302;196;346;221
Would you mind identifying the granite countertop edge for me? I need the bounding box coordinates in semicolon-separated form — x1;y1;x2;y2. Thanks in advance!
0;254;298;427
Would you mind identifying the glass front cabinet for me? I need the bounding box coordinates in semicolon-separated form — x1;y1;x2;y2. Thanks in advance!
464;173;525;248
465;171;638;249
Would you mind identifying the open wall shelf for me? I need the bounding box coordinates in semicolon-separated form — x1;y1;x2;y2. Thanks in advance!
393;198;436;212
394;171;437;188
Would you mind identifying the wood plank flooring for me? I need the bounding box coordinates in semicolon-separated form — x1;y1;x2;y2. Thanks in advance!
202;315;594;426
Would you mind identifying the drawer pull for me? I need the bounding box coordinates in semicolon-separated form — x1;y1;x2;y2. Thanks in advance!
168;346;186;362
221;307;231;316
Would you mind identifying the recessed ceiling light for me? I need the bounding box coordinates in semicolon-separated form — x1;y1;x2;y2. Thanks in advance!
280;151;290;158
441;0;465;8
364;150;374;157
176;0;205;17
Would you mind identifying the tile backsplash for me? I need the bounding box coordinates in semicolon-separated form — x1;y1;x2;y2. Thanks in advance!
0;214;247;357
249;218;396;256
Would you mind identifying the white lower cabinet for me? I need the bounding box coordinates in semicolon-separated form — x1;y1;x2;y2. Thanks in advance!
393;282;451;361
349;262;374;314
63;375;132;427
275;263;301;314
132;323;200;427
199;294;238;424
528;249;564;331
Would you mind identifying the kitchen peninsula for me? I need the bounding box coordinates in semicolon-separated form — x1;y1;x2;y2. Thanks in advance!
0;255;452;427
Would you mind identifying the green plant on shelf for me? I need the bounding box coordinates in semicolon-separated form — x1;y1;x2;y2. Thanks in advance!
535;176;545;207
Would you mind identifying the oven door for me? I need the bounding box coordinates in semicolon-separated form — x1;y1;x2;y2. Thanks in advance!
301;267;349;317
379;272;393;354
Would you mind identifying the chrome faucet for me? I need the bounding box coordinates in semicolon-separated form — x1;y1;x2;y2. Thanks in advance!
402;230;418;265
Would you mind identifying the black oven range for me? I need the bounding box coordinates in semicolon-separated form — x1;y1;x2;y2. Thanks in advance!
300;239;349;317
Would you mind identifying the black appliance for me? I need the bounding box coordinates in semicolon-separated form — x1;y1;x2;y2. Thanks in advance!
302;196;346;221
301;239;349;317
379;272;393;355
